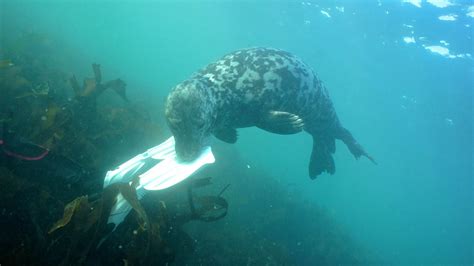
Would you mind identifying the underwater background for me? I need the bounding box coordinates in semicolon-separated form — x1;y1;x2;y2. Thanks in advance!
0;0;472;265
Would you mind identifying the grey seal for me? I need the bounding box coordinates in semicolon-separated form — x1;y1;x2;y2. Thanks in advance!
165;47;375;179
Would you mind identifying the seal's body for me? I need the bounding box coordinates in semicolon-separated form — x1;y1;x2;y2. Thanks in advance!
165;47;375;178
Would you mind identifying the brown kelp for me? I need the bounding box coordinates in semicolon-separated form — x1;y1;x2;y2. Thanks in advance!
47;182;166;265
0;32;173;265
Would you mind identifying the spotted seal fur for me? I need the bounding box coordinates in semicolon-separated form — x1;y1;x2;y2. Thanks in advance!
165;47;375;179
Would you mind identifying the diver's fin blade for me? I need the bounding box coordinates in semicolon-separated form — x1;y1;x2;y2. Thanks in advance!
103;160;146;188
105;136;215;230
103;137;176;187
257;110;304;135
107;193;132;226
213;127;238;143
148;136;176;159
141;146;215;191
106;186;148;229
138;157;176;186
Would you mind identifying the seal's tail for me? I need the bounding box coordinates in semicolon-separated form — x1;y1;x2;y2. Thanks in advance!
308;127;376;179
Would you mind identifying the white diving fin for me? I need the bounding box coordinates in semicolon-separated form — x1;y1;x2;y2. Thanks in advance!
103;136;215;228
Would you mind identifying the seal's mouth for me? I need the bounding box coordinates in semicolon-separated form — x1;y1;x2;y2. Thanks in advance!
176;149;199;162
174;135;212;162
175;139;201;162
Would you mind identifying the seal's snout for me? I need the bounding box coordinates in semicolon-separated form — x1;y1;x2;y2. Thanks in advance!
176;149;199;162
175;139;201;162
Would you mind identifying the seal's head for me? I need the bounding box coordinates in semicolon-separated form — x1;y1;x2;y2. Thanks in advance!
165;80;215;161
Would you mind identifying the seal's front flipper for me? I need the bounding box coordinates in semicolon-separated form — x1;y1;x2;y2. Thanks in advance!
309;135;336;179
213;128;238;143
257;111;304;135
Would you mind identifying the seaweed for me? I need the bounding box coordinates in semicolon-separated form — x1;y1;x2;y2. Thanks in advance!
1;45;161;172
70;63;127;102
46;182;162;265
0;33;172;265
0;167;64;265
0;163;172;265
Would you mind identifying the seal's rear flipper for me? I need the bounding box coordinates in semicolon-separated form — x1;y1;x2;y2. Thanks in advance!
257;110;304;135
309;135;336;179
337;127;377;164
